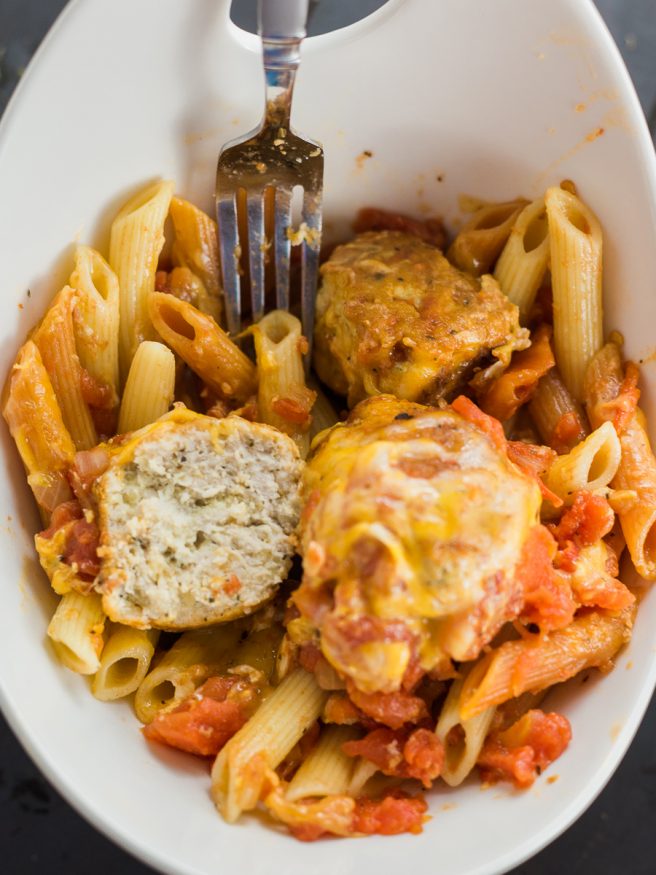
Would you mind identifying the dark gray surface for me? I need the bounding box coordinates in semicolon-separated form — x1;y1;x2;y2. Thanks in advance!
1;1;656;873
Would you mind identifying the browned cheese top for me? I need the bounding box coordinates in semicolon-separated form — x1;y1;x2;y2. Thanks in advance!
313;231;527;407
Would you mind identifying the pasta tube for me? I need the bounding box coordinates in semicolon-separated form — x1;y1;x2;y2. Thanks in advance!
546;186;603;401
33;286;97;450
585;342;656;578
347;758;380;796
458;608;634;720
70;245;120;406
3;340;75;514
286;725;360;801
544;420;621;504
529;368;589;453
170;197;222;322
494;197;550;323
92;627;160;701
435;674;496;787
211;669;328;822
149;293;257;403
478;323;554;422
135;624;243;724
224;625;283;681
308;378;339;442
118;340;175;433
250;310;316;457
47;591;106;675
109;180;174;380
447;199;527;276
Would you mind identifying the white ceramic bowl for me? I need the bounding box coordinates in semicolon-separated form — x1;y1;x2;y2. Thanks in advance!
1;1;655;873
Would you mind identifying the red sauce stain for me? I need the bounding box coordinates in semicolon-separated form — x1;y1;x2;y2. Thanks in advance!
585;127;605;142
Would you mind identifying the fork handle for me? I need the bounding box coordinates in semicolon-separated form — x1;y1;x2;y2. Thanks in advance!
258;0;309;128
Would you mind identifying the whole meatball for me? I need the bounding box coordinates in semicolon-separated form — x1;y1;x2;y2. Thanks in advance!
296;395;541;694
313;231;527;407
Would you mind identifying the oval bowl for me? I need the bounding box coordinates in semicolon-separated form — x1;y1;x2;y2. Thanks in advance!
1;1;655;873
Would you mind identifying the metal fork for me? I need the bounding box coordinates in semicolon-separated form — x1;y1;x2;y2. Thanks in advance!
215;0;323;354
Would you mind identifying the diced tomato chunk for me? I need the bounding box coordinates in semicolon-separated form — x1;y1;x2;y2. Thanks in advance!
609;362;640;435
63;518;100;578
346;682;428;730
289;823;327;842
573;574;635;612
271;390;315;426
403;728;446;787
451;395;506;452
477;709;571;788
553;540;580;573
517;526;575;632
142;676;255;757
40;500;83;539
275;791;428;841
323;693;366;725
343;727;443;788
452;396;561;503
551;411;588;455
549;491;615;548
352;793;428;836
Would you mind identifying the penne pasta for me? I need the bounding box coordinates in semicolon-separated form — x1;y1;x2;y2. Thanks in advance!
33;286;98;450
109;180;174;380
3;340;75;515
447;199;528;276
92;626;160;701
149;292;257;404
118;340;176;433
544;420;621;504
70;245;120;407
435;674;496;787
134;624;244;724
250;310;316;457
308;378;340;442
478;323;554;422
545;186;603;401
224;625;284;681
585;342;656;579
170;197;222;322
155;265;219;324
347;758;380;797
47;591;106;675
458;607;634;720
286;725;360;801
211;669;328;822
494;197;550;323
529;367;589;453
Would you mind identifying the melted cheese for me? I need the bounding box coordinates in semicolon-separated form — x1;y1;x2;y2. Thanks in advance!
313;231;528;406
35;525;78;595
300;396;541;689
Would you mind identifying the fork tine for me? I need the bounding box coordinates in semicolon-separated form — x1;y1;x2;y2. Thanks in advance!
274;186;293;311
246;190;266;324
301;186;323;366
216;192;242;336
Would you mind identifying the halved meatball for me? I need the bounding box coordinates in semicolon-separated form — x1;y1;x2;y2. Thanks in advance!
96;410;303;630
